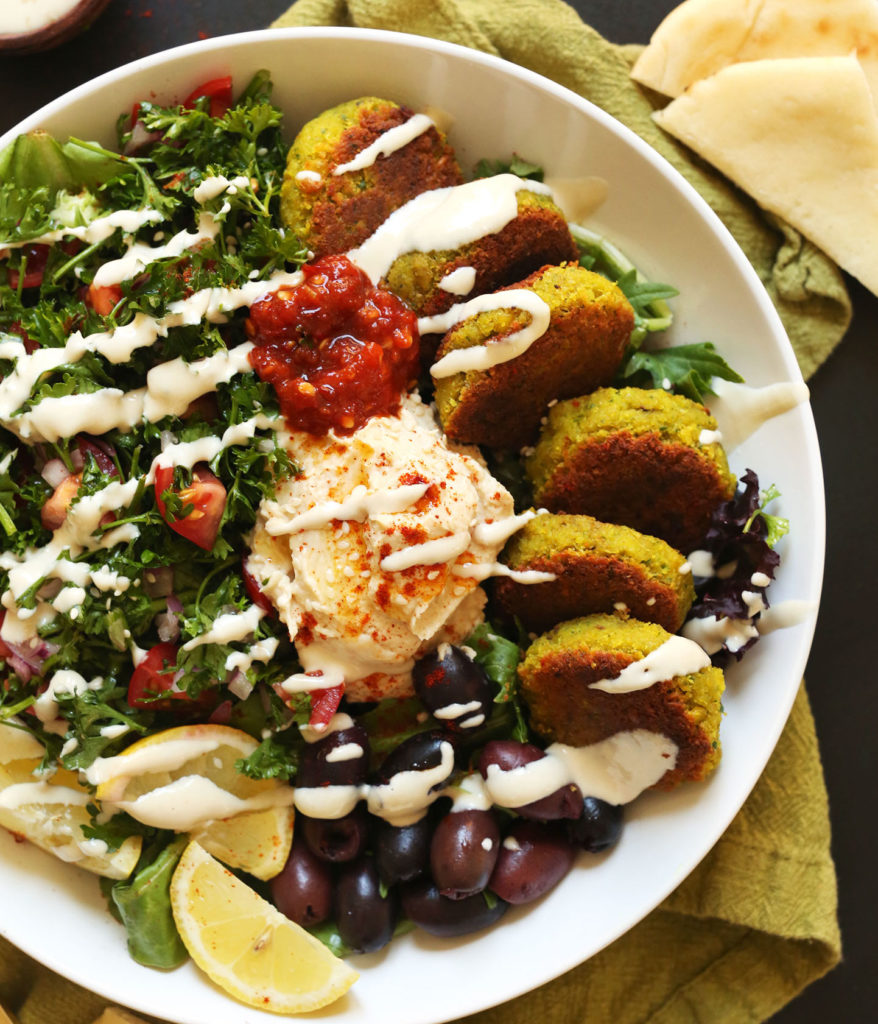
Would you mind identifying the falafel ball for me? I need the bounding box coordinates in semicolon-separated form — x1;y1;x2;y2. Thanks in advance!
383;188;579;321
518;613;724;789
432;264;634;450
280;96;463;257
496;513;695;633
526;387;736;553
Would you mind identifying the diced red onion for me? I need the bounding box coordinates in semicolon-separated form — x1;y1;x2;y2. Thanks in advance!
40;458;71;489
227;670;253;701
166;593;184;615
155;609;180;643
6;653;33;683
123;121;162;155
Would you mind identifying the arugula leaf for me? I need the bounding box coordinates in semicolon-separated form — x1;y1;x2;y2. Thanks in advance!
616;341;744;404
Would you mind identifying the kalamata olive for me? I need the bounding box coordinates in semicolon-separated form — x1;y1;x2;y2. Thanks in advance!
568;796;624;853
373;816;433;886
430;808;500;899
301;805;369;863
412;644;495;731
269;835;333;927
478;740;582;820
488;820;576;905
297;723;370;788
374;729;456;784
401;878;508;937
335;857;397;954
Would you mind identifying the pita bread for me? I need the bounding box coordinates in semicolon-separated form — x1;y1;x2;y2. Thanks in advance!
654;54;878;297
632;0;878;103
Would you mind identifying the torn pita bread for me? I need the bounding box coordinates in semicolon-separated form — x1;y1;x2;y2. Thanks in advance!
654;54;878;297
632;0;878;103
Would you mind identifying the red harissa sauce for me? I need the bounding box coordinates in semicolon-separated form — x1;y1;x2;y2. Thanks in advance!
246;254;419;435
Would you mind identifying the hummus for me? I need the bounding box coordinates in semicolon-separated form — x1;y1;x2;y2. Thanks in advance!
248;395;514;701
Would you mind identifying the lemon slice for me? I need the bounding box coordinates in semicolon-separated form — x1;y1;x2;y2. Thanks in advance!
171;841;358;1013
191;805;294;882
92;724;294;879
0;751;141;879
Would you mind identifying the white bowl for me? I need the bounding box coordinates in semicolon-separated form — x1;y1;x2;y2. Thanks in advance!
0;27;823;1024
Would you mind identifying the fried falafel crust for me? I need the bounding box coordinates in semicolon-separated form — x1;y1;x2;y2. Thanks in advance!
281;97;463;258
526;387;736;553
496;513;695;634
433;264;634;450
384;190;579;323
518;614;724;789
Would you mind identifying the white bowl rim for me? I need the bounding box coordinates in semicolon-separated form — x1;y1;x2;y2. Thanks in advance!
0;25;825;1024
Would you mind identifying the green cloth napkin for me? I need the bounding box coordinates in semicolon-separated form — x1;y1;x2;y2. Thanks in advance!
0;2;844;1023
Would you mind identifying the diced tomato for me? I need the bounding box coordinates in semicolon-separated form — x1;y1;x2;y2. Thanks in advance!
86;282;124;316
127;642;212;713
154;463;227;550
183;76;233;118
308;684;345;730
242;562;274;615
7;244;50;290
41;473;82;532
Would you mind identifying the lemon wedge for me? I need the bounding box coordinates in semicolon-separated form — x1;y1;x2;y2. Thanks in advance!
0;721;141;879
171;841;358;1013
91;724;293;879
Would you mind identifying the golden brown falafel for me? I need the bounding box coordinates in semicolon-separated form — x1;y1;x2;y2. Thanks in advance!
518;614;724;789
281;97;463;257
432;264;634;450
526;387;736;553
495;513;695;633
383;189;579;322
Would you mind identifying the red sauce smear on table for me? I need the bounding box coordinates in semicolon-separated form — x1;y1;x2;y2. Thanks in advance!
246;254;419;435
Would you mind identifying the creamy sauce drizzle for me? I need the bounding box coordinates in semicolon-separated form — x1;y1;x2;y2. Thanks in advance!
708;378;810;452
425;289;552;378
332;113;434;176
347;174;552;285
439;266;476;295
294;728;678;827
264;482;429;536
589;634;711;694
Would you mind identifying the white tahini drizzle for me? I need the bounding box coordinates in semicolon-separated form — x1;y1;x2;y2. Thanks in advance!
439;266;477;295
347;174;553;285
425;289;552;378
589;634;711;694
332;113;434;176
264;482;429;536
708;378;810;452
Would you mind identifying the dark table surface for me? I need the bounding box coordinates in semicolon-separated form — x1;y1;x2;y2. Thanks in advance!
1;0;875;1020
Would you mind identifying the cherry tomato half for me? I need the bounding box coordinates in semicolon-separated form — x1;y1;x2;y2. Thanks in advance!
127;642;185;710
183;76;234;118
154;463;227;551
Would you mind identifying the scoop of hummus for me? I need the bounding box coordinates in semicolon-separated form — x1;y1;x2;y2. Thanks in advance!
248;395;514;701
